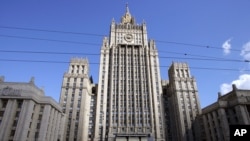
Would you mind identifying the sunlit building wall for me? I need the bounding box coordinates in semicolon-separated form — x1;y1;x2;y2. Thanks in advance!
166;62;201;141
197;85;250;141
59;58;96;141
93;5;165;141
0;77;65;141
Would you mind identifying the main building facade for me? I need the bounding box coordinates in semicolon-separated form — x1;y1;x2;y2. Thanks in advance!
54;5;207;141
93;5;165;141
58;5;203;141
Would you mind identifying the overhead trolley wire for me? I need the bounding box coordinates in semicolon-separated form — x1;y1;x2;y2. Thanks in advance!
0;49;248;63
0;25;105;37
1;25;249;69
0;49;100;56
158;51;248;62
0;25;243;52
0;33;247;62
0;34;101;46
155;40;242;52
0;58;248;72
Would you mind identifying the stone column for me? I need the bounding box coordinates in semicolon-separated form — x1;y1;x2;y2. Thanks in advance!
235;105;250;124
0;100;15;141
38;105;51;141
15;100;35;141
218;108;229;141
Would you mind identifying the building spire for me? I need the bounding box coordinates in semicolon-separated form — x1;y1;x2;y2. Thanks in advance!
121;3;135;24
126;3;130;14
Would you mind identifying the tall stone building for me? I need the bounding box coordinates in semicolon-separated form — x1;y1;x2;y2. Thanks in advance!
93;5;165;141
0;77;65;141
59;58;96;141
166;62;201;141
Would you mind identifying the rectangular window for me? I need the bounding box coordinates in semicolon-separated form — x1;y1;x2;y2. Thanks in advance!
15;111;20;117
27;131;30;137
40;106;44;112
2;100;8;108
10;130;15;136
38;115;42;120
12;120;17;127
37;123;40;129
17;100;23;108
0;111;4;116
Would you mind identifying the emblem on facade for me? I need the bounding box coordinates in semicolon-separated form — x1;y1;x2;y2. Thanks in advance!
0;86;21;96
124;34;133;42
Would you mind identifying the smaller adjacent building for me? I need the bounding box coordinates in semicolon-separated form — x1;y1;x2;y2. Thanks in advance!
0;76;65;141
197;85;250;141
59;58;96;141
165;62;201;141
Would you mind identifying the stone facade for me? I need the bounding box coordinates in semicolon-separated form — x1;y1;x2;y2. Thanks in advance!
196;85;250;141
165;62;201;141
0;77;65;141
93;5;165;141
59;58;96;141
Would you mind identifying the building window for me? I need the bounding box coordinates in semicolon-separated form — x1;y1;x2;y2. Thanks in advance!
10;130;15;136
2;99;8;108
35;132;39;140
37;123;40;129
38;115;42;120
17;100;23;108
40;105;44;112
0;111;4;117
15;111;20;117
82;65;85;73
12;120;19;127
27;131;30;138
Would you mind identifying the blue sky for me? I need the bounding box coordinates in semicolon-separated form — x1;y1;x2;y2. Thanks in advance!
0;1;250;108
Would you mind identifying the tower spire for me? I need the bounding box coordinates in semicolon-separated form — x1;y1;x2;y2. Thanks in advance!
121;3;135;24
126;3;130;14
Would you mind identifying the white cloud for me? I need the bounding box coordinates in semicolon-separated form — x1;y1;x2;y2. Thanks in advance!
222;38;232;55
240;41;250;61
220;74;250;94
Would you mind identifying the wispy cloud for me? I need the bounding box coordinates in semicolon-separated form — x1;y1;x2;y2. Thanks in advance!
240;41;250;61
222;38;232;55
220;74;250;94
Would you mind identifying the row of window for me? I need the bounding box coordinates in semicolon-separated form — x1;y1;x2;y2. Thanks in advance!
113;53;146;57
70;65;85;74
175;69;190;78
66;77;84;83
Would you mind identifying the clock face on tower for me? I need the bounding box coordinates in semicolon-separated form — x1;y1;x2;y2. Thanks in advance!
124;34;133;42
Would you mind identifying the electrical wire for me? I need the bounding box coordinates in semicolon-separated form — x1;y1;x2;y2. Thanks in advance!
0;25;105;37
161;56;245;62
0;58;248;72
158;51;246;62
0;34;101;46
0;49;247;63
0;49;100;56
0;25;242;52
155;40;242;52
0;26;249;71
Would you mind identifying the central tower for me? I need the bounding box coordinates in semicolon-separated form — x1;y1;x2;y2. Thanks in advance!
94;5;165;141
